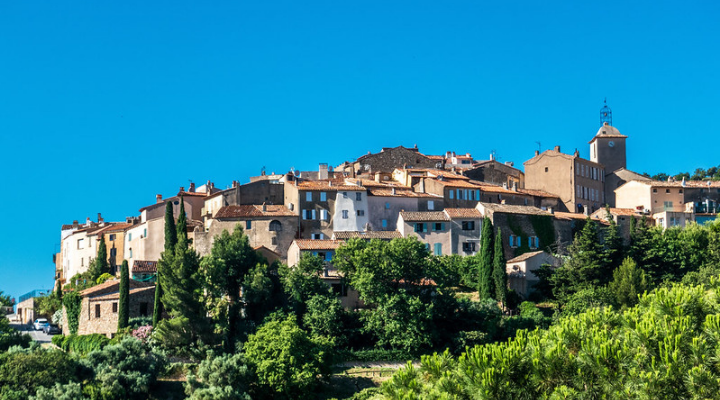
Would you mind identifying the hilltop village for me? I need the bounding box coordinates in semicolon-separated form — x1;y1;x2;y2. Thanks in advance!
43;106;720;335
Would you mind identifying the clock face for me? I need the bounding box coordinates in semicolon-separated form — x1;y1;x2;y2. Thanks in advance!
608;141;615;148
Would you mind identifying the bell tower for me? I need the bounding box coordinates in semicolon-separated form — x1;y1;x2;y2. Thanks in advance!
589;100;627;173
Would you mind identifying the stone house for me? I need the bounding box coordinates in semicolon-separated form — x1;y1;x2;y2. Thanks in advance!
463;158;525;189
506;251;560;298
444;208;484;256
397;211;452;256
63;280;155;338
524;146;606;214
336;145;440;176
194;204;298;261
590;207;650;243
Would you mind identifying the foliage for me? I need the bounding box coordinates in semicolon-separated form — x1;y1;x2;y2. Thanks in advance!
245;315;332;399
88;238;109;280
82;337;166;400
95;273;114;285
561;286;616;316
56;334;111;356
608;257;647;308
279;254;332;318
379;281;720;399
0;290;12;307
340;348;415;362
132;325;153;342
185;351;253;400
478;217;494;300
492;227;507;306
0;346;80;399
601;207;624;271
63;272;95;292
31;382;84;400
118;260;130;331
303;294;345;342
62;290;82;335
0;317;31;351
362;292;436;354
154;202;177;328
201;224;263;352
34;292;62;319
552;218;606;301
529;214;556;252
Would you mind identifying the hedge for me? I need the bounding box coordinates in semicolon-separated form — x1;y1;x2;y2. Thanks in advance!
53;334;111;355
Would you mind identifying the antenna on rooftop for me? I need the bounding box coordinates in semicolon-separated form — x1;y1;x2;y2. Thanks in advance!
535;142;541;152
261;166;266;176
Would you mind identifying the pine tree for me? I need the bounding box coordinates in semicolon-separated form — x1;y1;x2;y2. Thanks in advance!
552;218;604;300
478;217;495;300
118;260;130;330
161;198;206;340
601;207;624;282
608;257;647;307
153;201;177;326
201;224;260;352
492;227;508;307
89;237;109;279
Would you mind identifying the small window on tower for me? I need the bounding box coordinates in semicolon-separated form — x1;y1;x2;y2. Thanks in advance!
545;167;549;173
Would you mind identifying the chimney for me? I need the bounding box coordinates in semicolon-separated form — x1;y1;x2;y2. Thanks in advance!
489;153;495;161
501;199;506;205
554;145;561;152
328;181;333;187
156;194;163;203
548;207;554;214
262;202;267;212
97;213;103;223
73;220;79;228
505;161;514;167
179;186;185;193
535;150;540;156
189;182;196;192
681;177;686;187
319;163;329;180
512;182;517;192
502;182;508;189
391;187;397;196
86;217;91;226
573;149;579;157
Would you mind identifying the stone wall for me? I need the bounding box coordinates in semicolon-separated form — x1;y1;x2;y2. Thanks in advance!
78;287;155;338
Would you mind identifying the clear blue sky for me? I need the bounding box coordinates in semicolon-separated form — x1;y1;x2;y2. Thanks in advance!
1;1;718;302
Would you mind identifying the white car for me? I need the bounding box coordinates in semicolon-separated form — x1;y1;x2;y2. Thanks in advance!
32;318;48;331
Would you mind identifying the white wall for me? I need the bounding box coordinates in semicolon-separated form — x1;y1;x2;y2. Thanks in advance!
333;190;369;232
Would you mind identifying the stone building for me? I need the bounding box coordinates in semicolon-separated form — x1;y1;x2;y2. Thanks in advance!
444;208;483;255
337;145;440;176
63;280;155;338
463;158;525;189
524;146;606;214
365;184;442;231
506;251;560;299
590;207;649;243
194;204;298;261
397;211;452;256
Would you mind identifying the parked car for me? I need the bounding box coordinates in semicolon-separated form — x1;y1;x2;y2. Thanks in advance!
43;324;61;335
32;318;49;331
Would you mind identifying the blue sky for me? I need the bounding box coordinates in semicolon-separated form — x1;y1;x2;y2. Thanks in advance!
1;1;718;301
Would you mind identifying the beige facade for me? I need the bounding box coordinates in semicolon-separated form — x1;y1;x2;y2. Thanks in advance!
506;251;560;298
615;180;686;214
524;147;605;214
589;122;627;175
397;211;452;256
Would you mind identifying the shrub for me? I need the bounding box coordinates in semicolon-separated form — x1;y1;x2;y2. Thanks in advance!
340;348;415;362
0;347;80;399
132;325;152;342
31;382;84;400
96;273;115;284
62;291;82;334
185;352;253;400
59;334;111;356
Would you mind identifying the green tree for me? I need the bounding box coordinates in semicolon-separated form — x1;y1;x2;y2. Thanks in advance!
302;294;345;342
608;257;647;308
185;352;252;400
601;207;624;275
244;315;332;399
154;201;177;327
362;292;436;354
62;291;82;335
552;218;604;301
88;238;109;280
117;260;130;331
279;254;332;319
201;224;261;352
492;227;507;306
478;217;495;300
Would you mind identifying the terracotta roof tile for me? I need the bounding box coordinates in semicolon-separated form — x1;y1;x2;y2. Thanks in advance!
296;180;366;191
215;205;296;219
368;188;440;198
293;239;345;250
517;188;560;198
333;231;402;240
93;285;155;301
444;208;483;219
80;279;154;297
507;250;547;263
400;211;451;222
132;260;158;273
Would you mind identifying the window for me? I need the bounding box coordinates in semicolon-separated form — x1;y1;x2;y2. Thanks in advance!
303;210;316;220
666;189;670;194
653;188;658;193
270;236;277;245
320;209;329;221
449;190;454;199
246;220;252;230
269;220;282;231
457;189;463;200
428;200;434;210
664;201;673;209
382;219;388;228
331;283;348;297
342;210;349;219
320;192;327;201
461;221;475;230
414;223;427;233
81;258;84;267
342;192;348;199
356;192;362;201
128;233;132;241
139;302;148;317
95;304;101;318
109;234;115;241
77;239;84;249
433;222;445;231
143;228;147;238
112;302;118;313
530;236;539;249
476;190;481;200
311;233;324;240
545;167;549;173
129;248;133;258
356;210;365;216
679;189;683;194
509;235;516;247
385;202;391;209
517;236;522;247
306;192;312;202
434;243;443;256
462;242;476;253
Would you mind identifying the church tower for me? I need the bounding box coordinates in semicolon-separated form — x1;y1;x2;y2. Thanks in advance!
589;100;627;173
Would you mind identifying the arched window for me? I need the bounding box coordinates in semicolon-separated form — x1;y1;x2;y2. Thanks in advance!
269;220;282;232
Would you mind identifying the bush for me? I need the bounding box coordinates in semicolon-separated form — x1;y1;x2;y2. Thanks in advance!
0;347;80;399
96;273;115;284
340;348;415;362
31;382;84;400
58;334;111;356
128;316;153;329
185;352;253;400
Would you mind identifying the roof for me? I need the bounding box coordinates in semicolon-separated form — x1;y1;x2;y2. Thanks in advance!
617;179;720;191
477;202;551;216
517;188;561;199
296;180;366;192
92;285;156;301
79;279;154;298
356;145;422;162
132;260;158;273
215;205;296;219
293;239;345;250
444;208;483;219
430;178;481;189
400;211;451;222
333;231;402;240
507;250;547;263
598;208;642;217
470;181;525;195
553;212;605;224
589;123;628;143
524;149;603;168
368;188;440;198
103;223;133;233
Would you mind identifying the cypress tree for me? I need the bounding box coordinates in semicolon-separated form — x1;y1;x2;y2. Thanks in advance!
118;260;130;331
176;196;187;241
55;279;63;301
89;237;110;279
478;217;495;300
492;227;508;306
153;201;177;326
